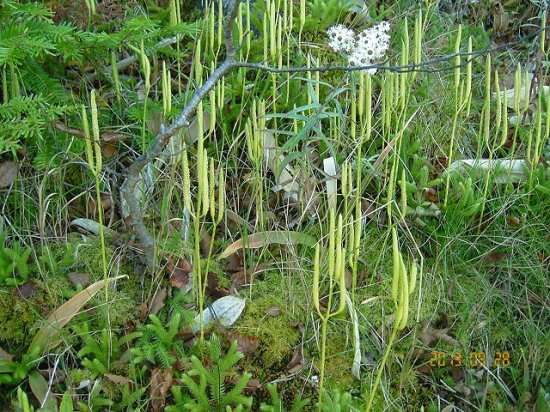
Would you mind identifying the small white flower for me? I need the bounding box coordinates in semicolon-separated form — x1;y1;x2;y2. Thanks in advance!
327;22;390;74
327;24;356;53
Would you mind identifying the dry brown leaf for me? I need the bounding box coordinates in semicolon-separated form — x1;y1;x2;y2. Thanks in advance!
492;2;510;34
219;231;316;260
245;378;262;391
233;334;260;355
14;281;38;299
216;324;260;355
416;364;432;374
231;263;268;289
150;368;173;412
105;373;133;386
265;306;281;317
88;192;112;218
426;188;438;203
482;252;507;264
137;302;148;321
28;275;127;353
101;140;118;158
167;257;191;290
67;272;90;289
101;132;130;142
286;344;304;374
200;234;213;258
224;253;243;273
0;161;19;188
418;323;460;347
0;347;14;361
149;287;168;316
450;366;465;382
205;272;229;299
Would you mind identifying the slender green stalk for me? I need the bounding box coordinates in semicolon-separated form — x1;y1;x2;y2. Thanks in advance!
83;91;110;364
313;211;346;407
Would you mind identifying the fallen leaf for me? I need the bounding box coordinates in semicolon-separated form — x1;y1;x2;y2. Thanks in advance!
200;234;213;258
137;302;148;321
167;257;192;290
147;112;164;137
14;281;37;299
88;192;112;218
183;109;212;145
101;132;130;142
492;1;509;34
454;381;471;397
218;231;316;260
286;344;304;374
482;252;507;264
221;329;260;355
506;216;522;226
0;347;14;361
224;253;243;273
426;188;438;203
264;131;301;205
361;198;377;220
0;161;19;188
205;272;229;299
448;159;528;184
265;306;281;317
231;263;268;289
149;287;168;316
450;366;465;382
416;364;432;374
150;368;173;412
346;292;361;379
245;378;262;391
28;275;127;354
105;373;133;386
418;323;460;347
70;218;117;237
101;140;118;158
192;296;245;333
67;272;90;289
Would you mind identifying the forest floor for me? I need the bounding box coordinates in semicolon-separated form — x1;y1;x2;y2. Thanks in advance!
0;0;549;411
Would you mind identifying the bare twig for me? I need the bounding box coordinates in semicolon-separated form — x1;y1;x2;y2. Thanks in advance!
87;35;188;80
235;24;550;74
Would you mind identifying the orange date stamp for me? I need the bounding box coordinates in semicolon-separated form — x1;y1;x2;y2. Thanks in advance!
429;351;511;368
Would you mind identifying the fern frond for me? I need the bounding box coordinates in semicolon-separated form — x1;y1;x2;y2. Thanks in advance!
223;372;252;410
21;60;67;103
181;374;210;409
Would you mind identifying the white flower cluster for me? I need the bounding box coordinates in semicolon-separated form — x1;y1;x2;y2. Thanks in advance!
327;22;391;74
327;25;355;53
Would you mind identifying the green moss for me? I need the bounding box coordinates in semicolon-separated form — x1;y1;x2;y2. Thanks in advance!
0;236;147;355
235;271;305;367
0;292;42;353
319;331;355;387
